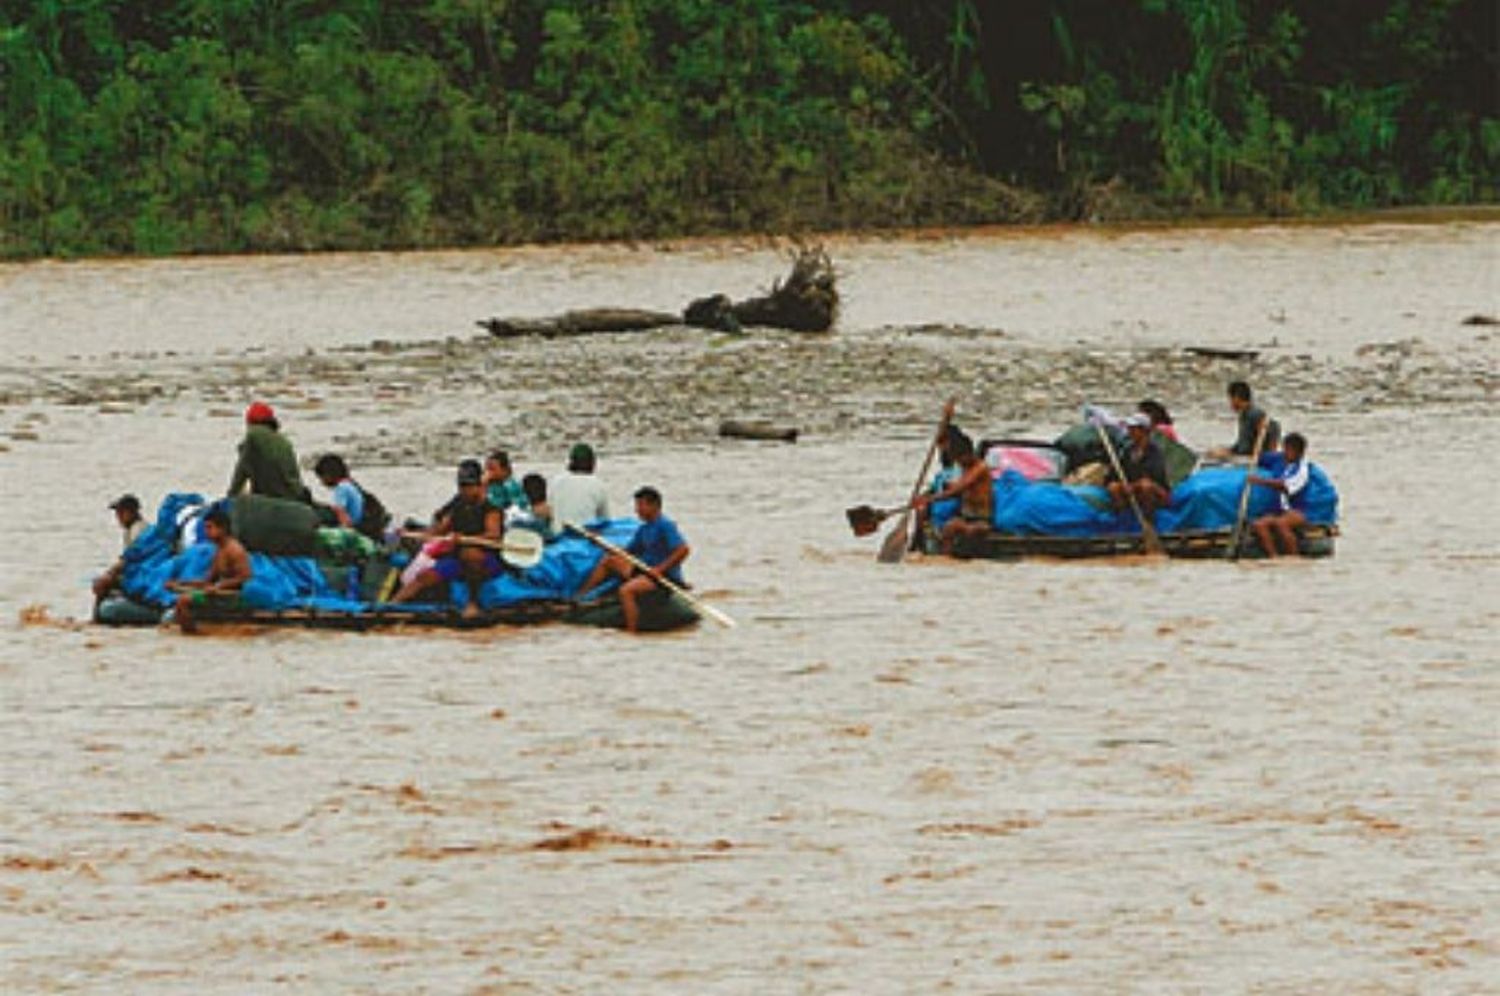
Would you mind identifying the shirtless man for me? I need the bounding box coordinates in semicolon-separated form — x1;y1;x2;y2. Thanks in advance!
916;430;992;555
166;505;252;634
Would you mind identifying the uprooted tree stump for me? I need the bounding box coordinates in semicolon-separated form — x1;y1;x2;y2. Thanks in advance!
477;247;838;339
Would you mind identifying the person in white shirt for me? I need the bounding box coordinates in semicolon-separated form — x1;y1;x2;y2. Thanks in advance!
551;442;610;528
1248;433;1312;557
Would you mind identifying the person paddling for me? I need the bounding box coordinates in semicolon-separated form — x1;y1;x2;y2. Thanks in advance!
391;459;503;619
574;486;690;632
914;429;991;555
1105;414;1171;517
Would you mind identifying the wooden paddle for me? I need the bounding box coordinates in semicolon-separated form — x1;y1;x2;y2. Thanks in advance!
1227;416;1271;561
877;398;956;563
399;529;544;569
844;503;910;537
564;522;736;629
1094;423;1165;556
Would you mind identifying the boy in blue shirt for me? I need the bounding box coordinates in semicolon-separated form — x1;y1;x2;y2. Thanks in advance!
315;454;364;527
575;486;691;632
1248;432;1311;557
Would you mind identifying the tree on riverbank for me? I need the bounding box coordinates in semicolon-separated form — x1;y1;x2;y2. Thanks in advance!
1;1;1494;258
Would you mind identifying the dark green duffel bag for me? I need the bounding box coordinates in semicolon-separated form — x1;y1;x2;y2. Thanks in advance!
231;494;320;556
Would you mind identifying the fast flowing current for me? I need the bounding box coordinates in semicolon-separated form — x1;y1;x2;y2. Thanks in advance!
1;221;1496;993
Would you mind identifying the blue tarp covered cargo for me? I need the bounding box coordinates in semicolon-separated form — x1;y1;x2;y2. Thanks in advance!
117;493;642;616
933;458;1338;537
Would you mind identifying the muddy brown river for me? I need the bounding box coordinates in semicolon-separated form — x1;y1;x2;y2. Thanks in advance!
1;221;1496;993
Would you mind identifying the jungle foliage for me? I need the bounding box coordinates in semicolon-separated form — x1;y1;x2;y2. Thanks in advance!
1;0;1494;257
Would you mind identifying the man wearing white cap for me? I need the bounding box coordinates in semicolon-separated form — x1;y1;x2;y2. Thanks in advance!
1105;414;1171;516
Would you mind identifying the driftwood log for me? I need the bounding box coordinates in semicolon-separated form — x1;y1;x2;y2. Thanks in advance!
718;420;799;442
1184;346;1261;361
478;248;838;339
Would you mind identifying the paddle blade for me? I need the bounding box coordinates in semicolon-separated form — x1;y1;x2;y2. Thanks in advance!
500;530;544;570
846;505;883;537
876;514;912;563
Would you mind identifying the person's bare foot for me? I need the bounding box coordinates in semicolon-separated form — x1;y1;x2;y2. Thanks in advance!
461;602;480;620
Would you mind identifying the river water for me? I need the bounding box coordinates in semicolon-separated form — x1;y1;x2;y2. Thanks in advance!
1;222;1496;993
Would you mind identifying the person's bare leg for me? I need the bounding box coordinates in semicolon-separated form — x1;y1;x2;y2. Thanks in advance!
959;520;988;555
577;553;626;598
938;519;962;555
459;548;489;618
175;593;198;634
619;575;653;632
1131;481;1157;517
392;569;442;603
1275;511;1306;557
1251;517;1277;557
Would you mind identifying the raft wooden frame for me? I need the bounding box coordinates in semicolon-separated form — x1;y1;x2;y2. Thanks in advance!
101;588;704;633
924;523;1339;561
187;599;576;631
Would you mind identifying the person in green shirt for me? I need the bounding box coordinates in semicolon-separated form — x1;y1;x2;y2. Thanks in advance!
228;402;310;502
483;449;530;513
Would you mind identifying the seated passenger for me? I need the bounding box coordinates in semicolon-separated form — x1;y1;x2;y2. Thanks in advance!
229;402;311;501
483;449;530;513
510;473;557;539
166;505;252;634
1248;432;1312;558
314;453;389;540
1106;414;1171;517
1208;381;1280;461
552;442;610;528
1137;399;1181;444
92;493;146;605
915;430;991;555
575;486;690;633
391;459;502;619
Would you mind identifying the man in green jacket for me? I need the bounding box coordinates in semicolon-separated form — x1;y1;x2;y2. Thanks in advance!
229;402;310;501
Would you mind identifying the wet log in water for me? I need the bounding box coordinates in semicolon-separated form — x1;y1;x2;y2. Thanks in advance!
1184;346;1261;361
478;308;680;339
719;420;799;442
478;248;838;338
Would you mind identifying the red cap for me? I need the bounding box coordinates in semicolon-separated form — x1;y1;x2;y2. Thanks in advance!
245;401;275;424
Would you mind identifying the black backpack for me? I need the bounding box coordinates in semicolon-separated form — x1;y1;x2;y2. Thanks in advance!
353;482;391;540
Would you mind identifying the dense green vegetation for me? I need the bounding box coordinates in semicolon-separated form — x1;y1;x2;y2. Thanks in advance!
2;0;1494;257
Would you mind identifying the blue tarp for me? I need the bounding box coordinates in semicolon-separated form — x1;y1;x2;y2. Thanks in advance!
117;492;639;614
933;462;1338;537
